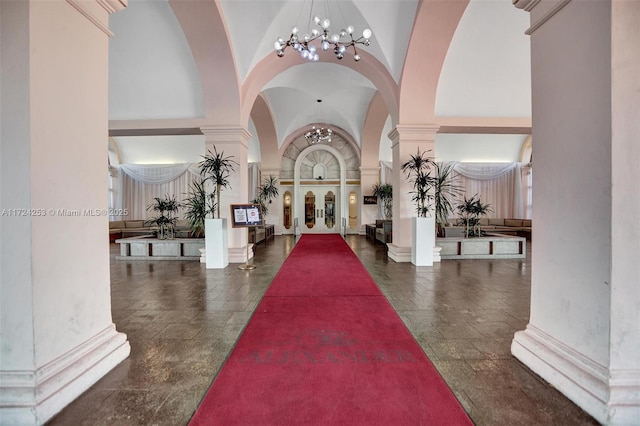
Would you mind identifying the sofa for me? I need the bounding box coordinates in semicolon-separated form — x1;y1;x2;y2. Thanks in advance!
109;219;192;241
443;218;532;239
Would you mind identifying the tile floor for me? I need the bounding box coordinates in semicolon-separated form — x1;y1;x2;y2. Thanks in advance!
48;235;598;425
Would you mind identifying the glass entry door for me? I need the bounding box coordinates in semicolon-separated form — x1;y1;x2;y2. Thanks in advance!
301;186;339;233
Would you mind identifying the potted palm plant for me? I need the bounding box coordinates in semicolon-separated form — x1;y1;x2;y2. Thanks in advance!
456;194;492;238
434;162;464;237
252;175;279;218
371;182;393;219
146;195;180;239
250;175;279;244
401;148;437;266
182;179;216;238
199;146;237;268
200;146;238;219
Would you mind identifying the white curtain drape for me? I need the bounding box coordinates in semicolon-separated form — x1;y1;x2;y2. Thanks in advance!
119;163;196;185
117;163;201;220
448;162;524;219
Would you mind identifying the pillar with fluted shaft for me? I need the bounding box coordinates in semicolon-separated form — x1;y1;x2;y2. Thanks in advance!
387;125;439;263
201;126;251;263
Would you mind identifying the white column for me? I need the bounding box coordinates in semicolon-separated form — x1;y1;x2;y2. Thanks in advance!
359;166;381;234
201;126;251;263
387;125;438;263
511;1;639;423
0;1;130;424
609;1;640;424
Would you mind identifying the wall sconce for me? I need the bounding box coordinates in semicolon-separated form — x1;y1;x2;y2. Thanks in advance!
350;194;356;203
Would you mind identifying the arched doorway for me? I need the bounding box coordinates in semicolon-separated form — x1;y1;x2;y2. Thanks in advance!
294;145;346;234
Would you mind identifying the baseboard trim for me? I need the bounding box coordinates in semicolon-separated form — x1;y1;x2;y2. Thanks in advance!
608;368;640;424
0;324;130;424
511;324;608;423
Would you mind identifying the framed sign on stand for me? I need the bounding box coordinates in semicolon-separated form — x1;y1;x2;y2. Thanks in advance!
230;204;264;270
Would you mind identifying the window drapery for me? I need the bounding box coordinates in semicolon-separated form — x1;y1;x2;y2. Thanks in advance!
115;163;201;220
449;162;524;219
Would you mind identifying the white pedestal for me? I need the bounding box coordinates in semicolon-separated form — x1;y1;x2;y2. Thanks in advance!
205;218;228;269
412;217;435;266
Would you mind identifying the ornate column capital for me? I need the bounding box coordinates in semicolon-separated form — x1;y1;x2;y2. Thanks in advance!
200;126;252;148
359;166;381;177
387;124;440;144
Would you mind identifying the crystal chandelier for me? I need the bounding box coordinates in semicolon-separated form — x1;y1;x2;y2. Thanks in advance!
274;13;372;62
304;99;333;144
305;126;333;144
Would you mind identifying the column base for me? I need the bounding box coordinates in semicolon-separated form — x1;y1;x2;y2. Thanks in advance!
228;245;254;263
388;244;442;264
0;324;130;425
433;246;442;263
608;369;640;425
387;244;411;263
511;324;609;423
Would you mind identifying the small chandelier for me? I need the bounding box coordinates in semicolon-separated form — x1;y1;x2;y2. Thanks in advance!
305;126;333;144
275;15;372;62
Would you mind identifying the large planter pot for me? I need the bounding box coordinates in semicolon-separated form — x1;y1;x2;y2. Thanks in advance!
412;216;435;266
205;218;228;269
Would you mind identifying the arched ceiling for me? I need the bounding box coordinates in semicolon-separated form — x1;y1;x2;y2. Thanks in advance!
108;0;531;162
218;0;417;83
262;63;376;146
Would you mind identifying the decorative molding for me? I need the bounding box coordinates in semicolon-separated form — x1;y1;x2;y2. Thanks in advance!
97;0;127;14
608;369;640;423
66;0;114;37
201;126;252;148
513;0;541;12
0;325;130;424
109;127;203;137
359;166;381;177
511;324;609;423
388;124;440;144
525;0;572;35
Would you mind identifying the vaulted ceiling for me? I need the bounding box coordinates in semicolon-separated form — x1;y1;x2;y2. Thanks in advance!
108;0;531;164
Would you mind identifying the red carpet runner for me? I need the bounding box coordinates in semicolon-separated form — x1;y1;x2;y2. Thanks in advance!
190;235;472;425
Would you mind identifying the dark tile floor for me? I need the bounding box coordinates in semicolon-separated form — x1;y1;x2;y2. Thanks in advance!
48;235;598;425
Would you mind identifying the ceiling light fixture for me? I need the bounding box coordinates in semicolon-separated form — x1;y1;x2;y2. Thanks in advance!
305;126;333;144
274;6;372;62
304;99;333;144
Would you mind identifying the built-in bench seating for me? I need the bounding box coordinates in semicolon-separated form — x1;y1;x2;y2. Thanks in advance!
109;219;191;242
365;220;392;244
443;218;532;239
248;224;275;245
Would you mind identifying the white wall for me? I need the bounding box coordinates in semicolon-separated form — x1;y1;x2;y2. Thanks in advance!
113;135;205;164
436;0;531;118
436;133;526;162
109;0;205;120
